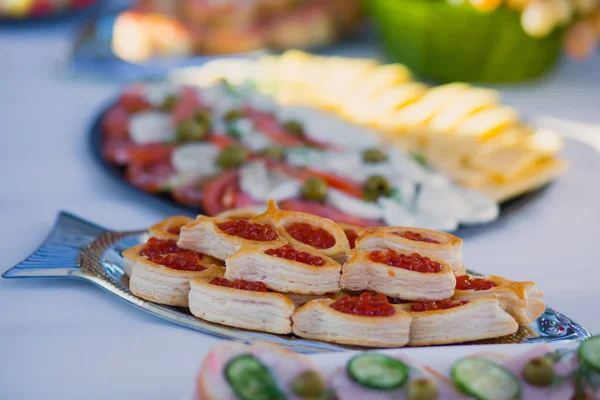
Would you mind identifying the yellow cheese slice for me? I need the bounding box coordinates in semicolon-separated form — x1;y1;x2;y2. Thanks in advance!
472;144;541;182
455;106;519;141
428;88;499;133
317;57;379;109
352;83;428;125
380;83;472;130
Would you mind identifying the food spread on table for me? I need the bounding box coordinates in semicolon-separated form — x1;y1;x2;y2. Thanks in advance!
0;0;97;18
172;51;568;203
194;338;600;399
109;0;363;62
123;202;546;347
101;80;502;231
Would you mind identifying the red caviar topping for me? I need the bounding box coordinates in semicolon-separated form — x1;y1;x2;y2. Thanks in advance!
217;219;278;241
265;245;325;266
410;300;469;312
141;237;184;257
147;252;206;271
330;292;395;317
209;277;269;292
369;250;442;273
455;275;496;291
286;223;335;249
397;231;441;244
344;229;359;249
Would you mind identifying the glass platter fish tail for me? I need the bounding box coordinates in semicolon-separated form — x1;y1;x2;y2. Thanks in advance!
3;212;592;353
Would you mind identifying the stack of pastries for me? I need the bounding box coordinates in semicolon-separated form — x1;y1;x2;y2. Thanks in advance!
123;201;545;347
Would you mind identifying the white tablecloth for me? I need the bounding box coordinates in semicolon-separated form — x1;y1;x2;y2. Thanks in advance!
1;10;600;400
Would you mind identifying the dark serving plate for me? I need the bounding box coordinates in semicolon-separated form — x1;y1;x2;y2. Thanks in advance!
90;102;550;236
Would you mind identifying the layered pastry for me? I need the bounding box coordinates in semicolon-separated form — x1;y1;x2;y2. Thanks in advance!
196;341;329;400
225;244;341;295
128;240;224;307
330;353;464;400
354;227;465;274
292;292;412;347
178;213;287;261
253;201;350;264
453;274;545;326
400;296;519;346
149;215;193;241
341;249;456;301
339;223;367;249
215;208;261;220
188;276;295;334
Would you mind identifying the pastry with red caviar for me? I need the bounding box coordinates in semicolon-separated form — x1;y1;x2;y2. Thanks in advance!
292;292;412;347
453;274;545;326
400;296;518;346
128;241;225;307
338;223;367;249
224;244;341;295
149;215;194;241
196;341;327;400
178;212;287;261
341;249;456;301
188;276;295;334
253;201;350;264
355;227;465;274
215;208;261;220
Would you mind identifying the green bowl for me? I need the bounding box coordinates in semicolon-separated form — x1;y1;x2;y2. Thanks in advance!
368;0;564;83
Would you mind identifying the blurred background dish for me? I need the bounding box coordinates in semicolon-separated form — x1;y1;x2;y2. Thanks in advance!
367;0;600;82
0;0;100;19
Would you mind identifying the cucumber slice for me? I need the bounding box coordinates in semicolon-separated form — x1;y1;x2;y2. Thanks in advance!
451;358;520;400
579;336;600;373
224;354;285;400
346;353;410;390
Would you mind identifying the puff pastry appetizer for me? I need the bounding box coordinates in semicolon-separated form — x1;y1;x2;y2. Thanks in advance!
338;223;368;249
292;293;412;347
355;227;465;274
254;201;350;264
149;215;194;241
225;244;341;295
400;296;519;346
341;249;456;301
330;352;465;400
197;341;329;400
129;244;224;307
453;274;545;326
215;208;261;220
178;213;287;261
188;276;295;334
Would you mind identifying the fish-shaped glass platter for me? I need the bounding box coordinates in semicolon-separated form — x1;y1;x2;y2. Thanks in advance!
3;212;591;354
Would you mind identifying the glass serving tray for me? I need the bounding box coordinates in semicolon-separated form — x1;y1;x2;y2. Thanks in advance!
2;212;591;354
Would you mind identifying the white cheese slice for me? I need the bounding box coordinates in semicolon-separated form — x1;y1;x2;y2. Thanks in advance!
417;184;473;221
142;82;180;107
239;161;300;202
128;111;175;144
171;143;220;176
327;189;384;220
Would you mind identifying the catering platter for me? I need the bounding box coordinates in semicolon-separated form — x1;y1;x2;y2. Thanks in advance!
90;75;561;233
3;211;591;354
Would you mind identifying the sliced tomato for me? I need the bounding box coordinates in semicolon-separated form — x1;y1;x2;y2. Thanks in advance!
172;87;204;125
118;89;152;114
305;169;364;199
126;160;175;193
280;199;382;227
172;182;204;207
101;106;130;140
244;107;304;147
209;134;238;149
201;170;239;215
128;143;174;165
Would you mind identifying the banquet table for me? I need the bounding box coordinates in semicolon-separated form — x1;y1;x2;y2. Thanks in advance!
1;6;600;399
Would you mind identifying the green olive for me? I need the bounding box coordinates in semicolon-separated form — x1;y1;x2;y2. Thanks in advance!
301;177;328;202
260;146;285;161
283;120;305;138
159;95;178;112
176;119;209;142
194;110;213;128
216;144;249;169
522;357;554;387
290;370;327;397
406;379;438;400
362;148;388;163
363;175;391;202
223;108;246;122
